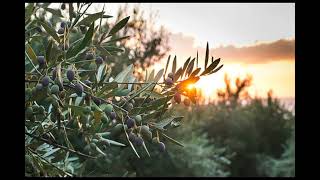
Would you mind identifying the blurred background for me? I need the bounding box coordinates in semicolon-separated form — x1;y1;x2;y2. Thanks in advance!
34;3;295;177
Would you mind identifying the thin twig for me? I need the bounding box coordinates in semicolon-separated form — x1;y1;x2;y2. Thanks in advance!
25;132;97;159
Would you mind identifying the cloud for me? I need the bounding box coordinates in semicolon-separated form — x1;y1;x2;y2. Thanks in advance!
168;33;295;64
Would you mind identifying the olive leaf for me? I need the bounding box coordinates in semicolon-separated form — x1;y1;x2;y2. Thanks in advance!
161;133;184;147
164;55;171;79
208;64;224;75
172;55;177;75
154;116;184;131
200;58;221;76
25;44;37;64
108;16;130;36
44;7;63;18
76;12;104;27
39;21;60;43
204;42;209;69
190;67;201;77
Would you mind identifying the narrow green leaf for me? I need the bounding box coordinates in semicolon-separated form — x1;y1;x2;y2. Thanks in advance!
108;16;130;36
186;58;195;77
105;36;130;44
154;69;164;83
25;44;37;64
25;3;35;22
120;114;140;158
42;148;61;158
66;22;94;58
200;58;221;76
164;55;171;79
172;55;177;74
196;51;199;68
204;42;209;69
173;68;183;82
147;69;155;82
96;82;118;97
76;12;104;27
154;116;184;130
45;40;53;64
39;21;60;43
44;7;63;18
96;64;107;83
142;142;151;157
126;82;154;103
103;46;124;53
190;68;201;77
208;64;224;75
101;138;126;147
96;45;112;56
161;133;184;147
113;64;134;88
69;3;74;22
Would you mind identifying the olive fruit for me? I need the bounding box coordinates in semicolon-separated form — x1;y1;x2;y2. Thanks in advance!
174;92;181;104
128;132;137;143
37;56;45;65
41;76;50;87
50;84;60;94
85;52;94;60
36;84;43;91
92;97;102;106
95;56;103;65
57;28;64;34
75;83;83;96
168;72;174;79
109;112;116;120
104;104;113;114
135;136;144;146
158;142;166;152
66;69;75;82
134;115;142;123
126;117;135;129
165;77;173;86
183;98;191;106
60;22;67;28
140;125;152;141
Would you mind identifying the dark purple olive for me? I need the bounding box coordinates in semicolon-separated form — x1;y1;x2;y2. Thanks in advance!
85;53;94;60
126;117;135;129
66;69;75;82
57;28;64;34
61;3;66;10
159;142;166;152
109;111;116;120
95;56;103;65
60;22;67;28
75;83;83;96
135;136;144;146
165;77;173;86
128;132;137;143
37;56;45;65
92;97;102;106
41;76;50;87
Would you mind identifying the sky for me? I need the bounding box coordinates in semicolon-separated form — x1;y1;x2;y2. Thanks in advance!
48;3;295;99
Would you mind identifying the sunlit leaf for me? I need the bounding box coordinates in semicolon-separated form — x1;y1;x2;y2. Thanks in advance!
208;64;224;75
186;58;195;77
173;68;183;82
200;58;220;76
39;21;60;43
25;44;37;64
164;55;171;79
190;68;201;77
108;16;130;36
204;42;209;69
154;69;164;83
172;55;177;75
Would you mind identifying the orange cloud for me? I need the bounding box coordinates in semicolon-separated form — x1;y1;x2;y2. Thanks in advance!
211;39;295;64
168;33;295;64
